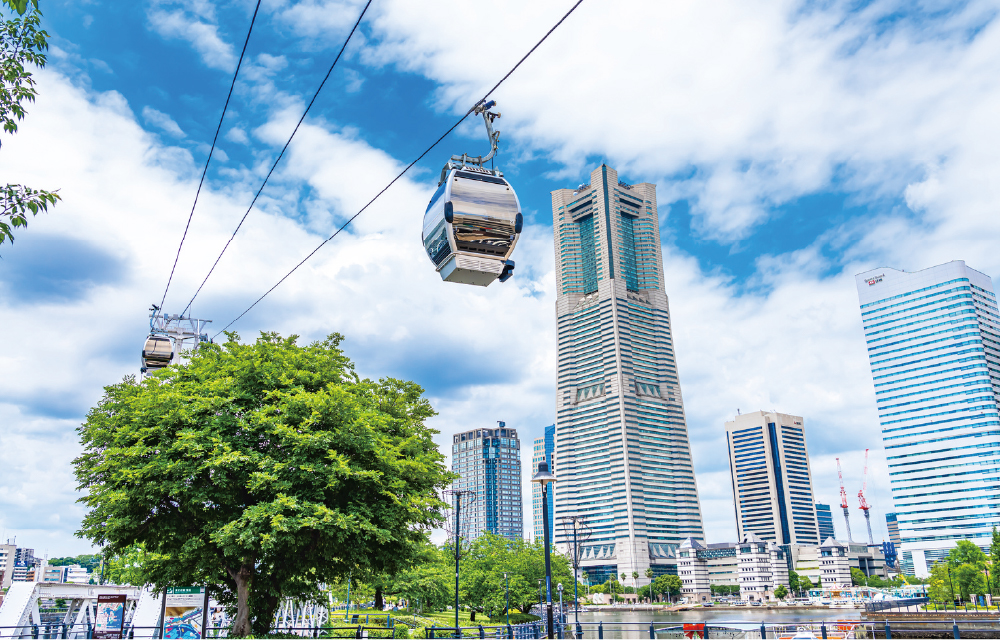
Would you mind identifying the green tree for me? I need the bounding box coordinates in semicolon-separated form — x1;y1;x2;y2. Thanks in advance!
74;332;452;637
1;2;60;246
652;575;681;603
948;541;987;570
928;561;955;602
104;544;165;586
799;576;814;595
850;568;867;586
990;526;1000;595
788;570;800;596
452;533;572;616
773;584;788;600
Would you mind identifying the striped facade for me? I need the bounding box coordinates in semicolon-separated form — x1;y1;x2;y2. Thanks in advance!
551;165;704;587
855;261;1000;577
725;411;821;547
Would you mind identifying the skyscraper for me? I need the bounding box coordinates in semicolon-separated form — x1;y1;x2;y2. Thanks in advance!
532;425;555;543
450;424;523;540
551;165;704;586
816;503;836;541
725;411;821;546
885;513;902;548
855;261;1000;576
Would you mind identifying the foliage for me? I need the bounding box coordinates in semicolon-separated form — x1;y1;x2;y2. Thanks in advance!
104;544;166;586
850;568;866;586
74;332;452;637
1;3;60;246
2;1;40;15
990;526;1000;595
453;533;573;616
773;584;788;600
49;554;101;572
647;575;681;602
788;571;800;595
948;541;987;570
798;576;814;593
374;541;452;612
710;584;740;596
488;613;539;625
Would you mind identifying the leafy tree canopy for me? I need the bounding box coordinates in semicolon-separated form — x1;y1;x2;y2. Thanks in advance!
74;332;452;637
773;584;788;600
1;1;60;246
49;553;101;572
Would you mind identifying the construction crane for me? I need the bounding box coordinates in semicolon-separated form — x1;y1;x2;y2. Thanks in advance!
858;448;874;545
837;458;854;542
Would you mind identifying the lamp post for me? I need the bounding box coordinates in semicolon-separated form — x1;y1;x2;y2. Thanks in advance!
533;461;557;639
504;572;510;626
538;579;543;619
557;583;564;628
948;565;956;605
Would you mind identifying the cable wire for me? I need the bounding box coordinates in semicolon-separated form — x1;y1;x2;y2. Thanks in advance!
159;0;262;316
181;0;373;317
213;0;586;338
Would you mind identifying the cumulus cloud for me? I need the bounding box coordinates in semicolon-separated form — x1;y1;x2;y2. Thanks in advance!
147;2;237;72
141;106;186;138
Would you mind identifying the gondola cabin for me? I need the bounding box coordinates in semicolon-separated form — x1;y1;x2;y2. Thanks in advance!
422;166;522;286
141;334;174;372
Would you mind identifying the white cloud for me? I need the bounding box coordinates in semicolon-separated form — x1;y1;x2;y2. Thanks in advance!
147;4;237;72
141;106;186;138
226;126;250;144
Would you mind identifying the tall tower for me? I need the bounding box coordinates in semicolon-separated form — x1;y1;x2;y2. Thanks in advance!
725;411;821;547
855;261;1000;577
551;165;704;586
450;424;523;540
532;425;555;543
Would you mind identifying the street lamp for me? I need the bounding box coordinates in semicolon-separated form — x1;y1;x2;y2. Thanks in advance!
504;572;510;626
948;565;957;605
533;461;558;640
557;583;564;628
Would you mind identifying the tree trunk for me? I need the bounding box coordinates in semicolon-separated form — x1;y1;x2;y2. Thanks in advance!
253;593;280;637
374;585;384;611
228;564;253;638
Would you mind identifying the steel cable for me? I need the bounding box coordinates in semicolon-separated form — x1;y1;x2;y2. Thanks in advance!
213;0;586;338
181;0;374;317
158;0;263;315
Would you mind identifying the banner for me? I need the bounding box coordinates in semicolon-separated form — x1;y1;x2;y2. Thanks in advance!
95;594;127;639
163;587;207;639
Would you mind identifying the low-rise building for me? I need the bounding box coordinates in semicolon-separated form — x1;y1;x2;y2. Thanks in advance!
65;565;91;585
677;534;790;602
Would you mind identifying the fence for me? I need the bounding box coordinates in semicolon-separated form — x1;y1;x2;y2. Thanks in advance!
863;597;929;612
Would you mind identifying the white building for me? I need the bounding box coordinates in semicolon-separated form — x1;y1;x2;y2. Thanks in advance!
0;544;15;588
450;425;523;540
676;534;790;602
65;565;91;585
817;538;853;588
855;261;1000;576
551;165;704;587
726;411;821;546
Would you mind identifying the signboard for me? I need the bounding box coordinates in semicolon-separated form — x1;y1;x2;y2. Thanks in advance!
163;587;208;639
684;623;706;639
95;594;127;639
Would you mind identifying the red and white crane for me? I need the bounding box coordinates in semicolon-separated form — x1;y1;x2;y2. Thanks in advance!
836;457;854;542
858;448;874;545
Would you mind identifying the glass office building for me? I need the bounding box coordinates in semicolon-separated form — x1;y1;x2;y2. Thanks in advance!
855;261;1000;576
532;425;555;543
450;424;523;540
725;411;821;547
550;165;704;587
816;503;836;541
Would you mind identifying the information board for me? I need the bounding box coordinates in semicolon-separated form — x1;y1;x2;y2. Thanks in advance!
95;594;127;639
163;587;207;639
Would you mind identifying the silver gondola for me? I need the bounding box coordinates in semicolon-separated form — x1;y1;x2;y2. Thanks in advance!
141;334;173;373
422;101;522;286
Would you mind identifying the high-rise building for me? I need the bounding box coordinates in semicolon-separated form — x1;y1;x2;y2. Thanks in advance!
532;425;555;543
816;503;836;541
855;261;1000;576
550;165;704;586
0;543;14;588
885;513;902;548
725;411;821;547
450;424;523;540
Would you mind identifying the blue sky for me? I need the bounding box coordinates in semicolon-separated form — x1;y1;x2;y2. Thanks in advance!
3;0;1000;555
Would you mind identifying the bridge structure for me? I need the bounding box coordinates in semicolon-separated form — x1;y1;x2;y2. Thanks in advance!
0;582;336;638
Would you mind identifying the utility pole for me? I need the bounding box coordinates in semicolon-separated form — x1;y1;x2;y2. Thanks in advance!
858;449;874;545
836;458;854;542
444;489;474;636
